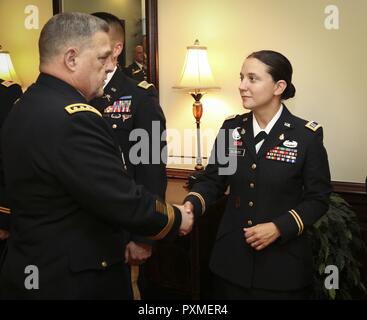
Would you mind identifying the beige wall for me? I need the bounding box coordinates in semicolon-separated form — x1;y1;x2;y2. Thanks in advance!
0;0;53;88
159;0;367;183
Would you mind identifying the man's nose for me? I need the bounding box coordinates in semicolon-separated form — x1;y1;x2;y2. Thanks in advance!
105;57;115;73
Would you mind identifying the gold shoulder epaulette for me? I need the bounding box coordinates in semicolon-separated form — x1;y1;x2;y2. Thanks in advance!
305;120;321;132
137;81;154;90
1;80;16;88
64;103;102;117
225;114;237;121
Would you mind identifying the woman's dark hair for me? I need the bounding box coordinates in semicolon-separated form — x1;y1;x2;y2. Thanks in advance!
247;50;296;100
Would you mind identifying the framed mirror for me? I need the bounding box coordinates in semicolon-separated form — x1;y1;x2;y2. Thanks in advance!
52;0;159;89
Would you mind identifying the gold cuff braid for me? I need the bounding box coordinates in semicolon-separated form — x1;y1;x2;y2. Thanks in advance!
289;209;304;235
150;201;175;240
0;206;11;215
187;192;206;215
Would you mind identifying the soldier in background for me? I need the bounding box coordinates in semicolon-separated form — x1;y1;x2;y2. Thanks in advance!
90;12;167;300
0;79;22;256
124;45;147;81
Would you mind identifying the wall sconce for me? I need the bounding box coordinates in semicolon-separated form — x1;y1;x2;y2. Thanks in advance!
173;39;219;170
0;45;21;85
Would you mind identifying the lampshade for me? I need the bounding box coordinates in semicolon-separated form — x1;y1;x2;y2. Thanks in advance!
173;40;219;91
0;50;21;84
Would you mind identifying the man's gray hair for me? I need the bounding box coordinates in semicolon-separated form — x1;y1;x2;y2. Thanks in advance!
39;12;109;64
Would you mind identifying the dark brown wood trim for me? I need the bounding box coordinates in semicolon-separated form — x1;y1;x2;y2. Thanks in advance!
146;0;159;90
52;0;61;15
332;181;366;195
166;168;367;196
167;168;193;180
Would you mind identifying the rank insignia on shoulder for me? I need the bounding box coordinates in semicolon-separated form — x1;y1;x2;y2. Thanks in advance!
1;80;15;87
137;81;154;90
305;121;321;132
225;114;237;121
64;103;102;117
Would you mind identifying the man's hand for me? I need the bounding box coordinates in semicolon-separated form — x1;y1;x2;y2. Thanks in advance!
124;241;152;265
175;204;194;236
0;229;9;241
183;201;194;215
243;222;280;251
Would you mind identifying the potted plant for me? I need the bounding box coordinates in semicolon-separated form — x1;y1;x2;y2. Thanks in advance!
309;192;366;299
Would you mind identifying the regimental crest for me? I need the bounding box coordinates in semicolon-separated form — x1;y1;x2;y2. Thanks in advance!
232;127;242;141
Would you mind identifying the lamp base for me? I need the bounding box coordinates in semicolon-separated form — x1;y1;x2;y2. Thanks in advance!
195;163;204;171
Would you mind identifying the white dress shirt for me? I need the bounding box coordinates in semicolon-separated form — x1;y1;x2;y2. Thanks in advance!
253;104;283;153
103;66;117;89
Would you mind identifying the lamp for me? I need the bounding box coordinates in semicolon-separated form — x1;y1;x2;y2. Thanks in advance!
0;45;21;84
173;39;219;170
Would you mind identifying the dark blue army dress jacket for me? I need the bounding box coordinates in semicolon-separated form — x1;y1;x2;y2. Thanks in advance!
0;79;22;231
0;73;180;299
185;105;331;291
90;67;167;200
90;68;167;246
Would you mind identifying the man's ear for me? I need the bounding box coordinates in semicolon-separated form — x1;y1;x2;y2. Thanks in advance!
114;41;123;57
274;80;287;97
64;47;78;71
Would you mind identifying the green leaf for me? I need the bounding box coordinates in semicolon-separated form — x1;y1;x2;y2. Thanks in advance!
329;288;336;300
310;193;367;299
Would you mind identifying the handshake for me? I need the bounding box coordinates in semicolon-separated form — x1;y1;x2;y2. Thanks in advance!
175;201;194;237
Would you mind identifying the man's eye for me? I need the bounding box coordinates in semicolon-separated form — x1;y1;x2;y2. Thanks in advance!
249;76;256;82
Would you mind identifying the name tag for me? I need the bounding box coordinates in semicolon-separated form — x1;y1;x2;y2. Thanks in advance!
228;148;245;157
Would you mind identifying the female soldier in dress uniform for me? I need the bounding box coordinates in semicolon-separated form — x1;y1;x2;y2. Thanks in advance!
184;50;331;299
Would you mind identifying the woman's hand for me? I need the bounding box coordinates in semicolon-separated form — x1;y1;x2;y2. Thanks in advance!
243;222;281;251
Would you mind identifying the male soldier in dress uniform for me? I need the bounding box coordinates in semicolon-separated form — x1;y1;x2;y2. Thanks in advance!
0;79;22;256
124;45;147;82
0;12;192;300
90;12;166;300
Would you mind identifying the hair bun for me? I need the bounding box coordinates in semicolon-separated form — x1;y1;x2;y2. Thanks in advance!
283;83;296;100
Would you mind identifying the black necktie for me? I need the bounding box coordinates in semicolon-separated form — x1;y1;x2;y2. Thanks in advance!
254;131;268;144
